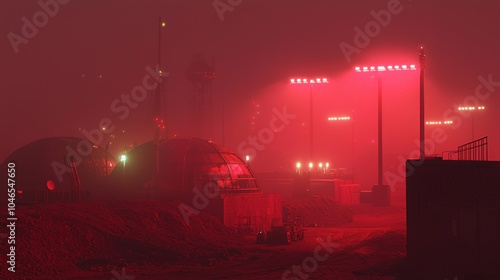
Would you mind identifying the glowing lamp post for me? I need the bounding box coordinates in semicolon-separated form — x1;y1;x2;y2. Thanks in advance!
419;47;425;160
328;115;354;167
425;120;453;154
290;77;329;160
153;17;167;190
120;154;127;184
355;63;417;203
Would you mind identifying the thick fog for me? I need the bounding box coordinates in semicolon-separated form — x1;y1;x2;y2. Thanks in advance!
2;0;500;187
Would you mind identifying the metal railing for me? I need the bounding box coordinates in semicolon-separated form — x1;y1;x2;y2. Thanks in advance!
457;136;488;161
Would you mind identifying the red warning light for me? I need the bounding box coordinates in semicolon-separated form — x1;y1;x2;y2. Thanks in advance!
46;180;55;191
154;117;166;129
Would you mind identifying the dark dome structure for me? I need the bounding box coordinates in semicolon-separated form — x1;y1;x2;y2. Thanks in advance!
1;137;117;203
109;138;259;198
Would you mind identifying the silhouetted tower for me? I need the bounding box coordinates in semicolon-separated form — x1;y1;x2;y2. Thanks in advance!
187;53;215;139
149;17;166;190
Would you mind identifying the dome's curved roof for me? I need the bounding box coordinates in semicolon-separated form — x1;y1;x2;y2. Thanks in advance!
110;138;259;196
1;137;117;194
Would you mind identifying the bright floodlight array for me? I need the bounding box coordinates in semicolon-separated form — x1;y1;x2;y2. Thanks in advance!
290;78;329;84
327;116;350;121
425;121;454;125
354;65;417;72
296;161;330;173
458;106;485;111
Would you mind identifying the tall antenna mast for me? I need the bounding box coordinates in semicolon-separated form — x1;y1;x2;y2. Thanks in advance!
154;17;166;189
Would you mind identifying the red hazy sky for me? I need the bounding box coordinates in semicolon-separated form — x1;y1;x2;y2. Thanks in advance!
2;0;500;184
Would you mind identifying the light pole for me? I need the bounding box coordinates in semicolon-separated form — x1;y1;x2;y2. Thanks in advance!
419;47;426;159
120;154;127;185
296;162;301;174
425;120;454;154
354;64;416;204
458;106;485;141
153;17;167;189
290;77;329;160
327;115;353;167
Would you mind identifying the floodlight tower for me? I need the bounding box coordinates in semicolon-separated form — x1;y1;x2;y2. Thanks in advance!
354;64;416;201
327;115;353;166
419;47;425;159
187;53;215;139
151;17;167;189
151;17;167;128
290;77;329;160
425;119;454;154
457;106;486;140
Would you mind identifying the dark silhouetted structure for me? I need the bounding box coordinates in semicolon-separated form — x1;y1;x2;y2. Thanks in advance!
406;159;500;279
1;137;117;203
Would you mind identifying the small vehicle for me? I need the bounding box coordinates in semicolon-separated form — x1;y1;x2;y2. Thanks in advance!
258;217;304;245
266;226;292;245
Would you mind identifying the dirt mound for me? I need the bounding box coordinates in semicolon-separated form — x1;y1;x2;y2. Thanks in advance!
282;196;353;227
0;200;244;279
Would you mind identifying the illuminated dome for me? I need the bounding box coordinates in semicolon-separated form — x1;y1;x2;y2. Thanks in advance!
1;137;117;203
110;138;259;198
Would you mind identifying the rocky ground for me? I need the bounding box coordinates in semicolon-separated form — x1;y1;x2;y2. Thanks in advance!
0;188;408;280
